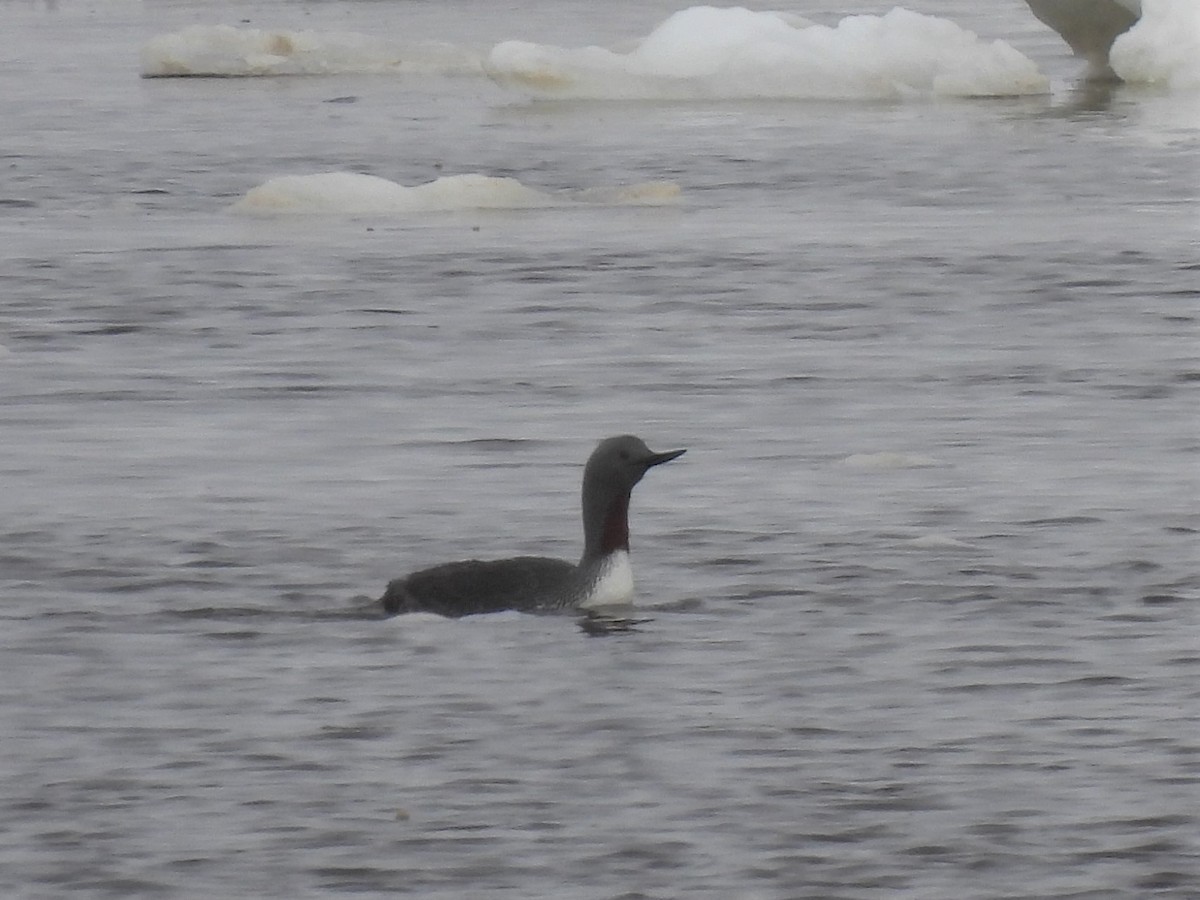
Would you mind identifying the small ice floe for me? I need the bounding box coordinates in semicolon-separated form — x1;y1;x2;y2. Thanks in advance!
484;6;1049;100
840;452;939;470
230;172;681;216
1110;0;1200;90
1025;0;1141;81
1026;0;1199;89
140;24;482;77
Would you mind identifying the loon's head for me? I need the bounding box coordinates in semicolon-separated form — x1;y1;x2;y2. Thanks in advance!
583;435;686;494
580;435;685;563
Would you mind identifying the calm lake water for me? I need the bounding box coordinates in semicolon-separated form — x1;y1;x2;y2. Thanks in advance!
2;1;1198;897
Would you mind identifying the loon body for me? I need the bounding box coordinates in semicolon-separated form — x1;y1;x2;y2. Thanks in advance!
380;435;684;617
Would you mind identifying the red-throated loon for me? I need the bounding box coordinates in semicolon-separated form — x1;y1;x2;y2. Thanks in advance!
380;435;685;617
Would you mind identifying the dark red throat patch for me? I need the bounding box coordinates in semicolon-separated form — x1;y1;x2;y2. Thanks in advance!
600;494;630;555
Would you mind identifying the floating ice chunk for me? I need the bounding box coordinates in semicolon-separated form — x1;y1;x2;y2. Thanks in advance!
1111;0;1200;89
233;173;550;214
231;172;681;215
485;6;1049;100
1025;0;1141;80
140;24;482;77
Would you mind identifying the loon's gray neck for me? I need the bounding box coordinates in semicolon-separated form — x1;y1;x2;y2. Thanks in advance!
573;434;685;598
580;481;632;566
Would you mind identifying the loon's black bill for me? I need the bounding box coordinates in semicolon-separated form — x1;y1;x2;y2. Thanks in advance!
646;448;686;468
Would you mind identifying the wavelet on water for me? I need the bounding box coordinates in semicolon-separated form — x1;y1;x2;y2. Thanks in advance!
140;24;482;77
484;6;1049;100
230;172;681;216
379;436;685;618
840;452;939;470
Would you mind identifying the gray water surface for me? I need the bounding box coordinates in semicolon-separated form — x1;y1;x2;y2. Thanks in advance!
2;1;1198;897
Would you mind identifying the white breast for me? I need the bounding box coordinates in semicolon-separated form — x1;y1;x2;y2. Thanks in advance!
579;551;635;609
